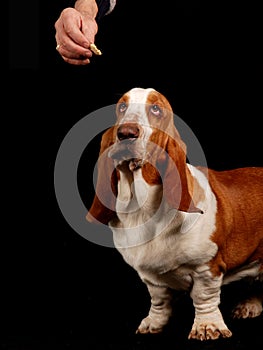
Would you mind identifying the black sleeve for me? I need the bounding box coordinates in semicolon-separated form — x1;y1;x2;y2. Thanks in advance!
68;0;115;22
95;0;112;21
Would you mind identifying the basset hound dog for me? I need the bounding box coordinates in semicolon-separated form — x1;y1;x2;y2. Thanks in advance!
86;87;263;341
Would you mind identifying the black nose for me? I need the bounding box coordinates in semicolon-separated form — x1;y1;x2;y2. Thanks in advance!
117;123;140;140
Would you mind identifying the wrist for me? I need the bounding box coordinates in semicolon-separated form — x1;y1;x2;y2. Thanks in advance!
75;0;98;20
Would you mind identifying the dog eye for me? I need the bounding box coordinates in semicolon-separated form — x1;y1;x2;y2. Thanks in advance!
150;104;162;117
118;102;127;113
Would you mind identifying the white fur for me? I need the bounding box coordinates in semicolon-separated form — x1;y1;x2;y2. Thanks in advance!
111;164;218;281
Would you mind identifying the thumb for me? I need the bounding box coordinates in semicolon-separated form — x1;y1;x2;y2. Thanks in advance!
81;16;98;44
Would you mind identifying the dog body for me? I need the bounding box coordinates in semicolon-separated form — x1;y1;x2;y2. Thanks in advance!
87;88;263;340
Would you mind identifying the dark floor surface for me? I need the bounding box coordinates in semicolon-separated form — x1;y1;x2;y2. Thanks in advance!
2;274;263;350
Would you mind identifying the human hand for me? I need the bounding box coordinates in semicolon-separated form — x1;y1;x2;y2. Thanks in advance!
54;7;98;65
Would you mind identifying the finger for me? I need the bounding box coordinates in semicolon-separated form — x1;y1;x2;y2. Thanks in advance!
55;8;91;46
62;12;91;49
61;55;91;66
67;29;91;49
57;42;93;60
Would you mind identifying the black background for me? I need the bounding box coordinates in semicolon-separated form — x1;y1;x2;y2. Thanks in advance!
7;1;262;349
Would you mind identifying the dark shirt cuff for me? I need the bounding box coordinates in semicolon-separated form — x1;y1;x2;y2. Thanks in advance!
68;0;115;22
96;0;113;21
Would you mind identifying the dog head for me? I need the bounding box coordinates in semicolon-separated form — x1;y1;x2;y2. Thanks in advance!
87;88;202;224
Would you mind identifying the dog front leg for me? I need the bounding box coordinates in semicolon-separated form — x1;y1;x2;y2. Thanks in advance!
136;282;173;334
189;266;232;341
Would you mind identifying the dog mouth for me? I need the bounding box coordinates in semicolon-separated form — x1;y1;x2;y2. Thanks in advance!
108;139;147;171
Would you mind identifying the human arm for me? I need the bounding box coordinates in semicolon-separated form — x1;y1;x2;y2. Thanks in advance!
54;0;115;65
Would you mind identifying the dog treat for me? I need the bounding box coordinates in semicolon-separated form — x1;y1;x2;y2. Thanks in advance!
90;43;102;55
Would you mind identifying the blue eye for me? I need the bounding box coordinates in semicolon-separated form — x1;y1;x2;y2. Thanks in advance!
151;104;162;117
118;102;127;113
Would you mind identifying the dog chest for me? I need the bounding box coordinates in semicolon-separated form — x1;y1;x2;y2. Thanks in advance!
113;216;218;290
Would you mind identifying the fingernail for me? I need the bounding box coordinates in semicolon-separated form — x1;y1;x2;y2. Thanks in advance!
83;42;90;49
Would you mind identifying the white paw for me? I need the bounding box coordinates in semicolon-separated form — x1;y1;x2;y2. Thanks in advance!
188;318;232;340
136;316;165;334
232;297;263;319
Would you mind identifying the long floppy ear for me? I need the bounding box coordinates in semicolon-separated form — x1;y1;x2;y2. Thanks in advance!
86;127;118;225
156;129;203;213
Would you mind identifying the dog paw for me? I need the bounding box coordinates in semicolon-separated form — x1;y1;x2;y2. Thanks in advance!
136;316;164;334
232;297;263;319
188;319;232;341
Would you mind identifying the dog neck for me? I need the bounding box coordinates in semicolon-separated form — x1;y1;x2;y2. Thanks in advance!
110;166;184;248
110;164;211;249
